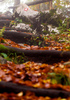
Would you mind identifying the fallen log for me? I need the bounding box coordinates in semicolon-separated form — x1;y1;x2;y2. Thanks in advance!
9;0;52;9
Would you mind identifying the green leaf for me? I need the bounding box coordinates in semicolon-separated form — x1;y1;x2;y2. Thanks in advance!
19;19;22;23
0;26;5;38
47;72;70;85
0;53;8;58
38;41;42;46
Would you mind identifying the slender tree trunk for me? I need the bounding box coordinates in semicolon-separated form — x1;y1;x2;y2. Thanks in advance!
67;18;69;29
49;1;52;10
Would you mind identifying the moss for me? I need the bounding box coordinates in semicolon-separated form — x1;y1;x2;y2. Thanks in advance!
0;44;8;51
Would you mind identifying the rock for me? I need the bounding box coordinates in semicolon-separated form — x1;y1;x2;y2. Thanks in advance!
47;25;59;34
0;56;7;64
0;11;12;18
13;3;41;34
12;23;32;32
4;11;12;17
14;3;39;23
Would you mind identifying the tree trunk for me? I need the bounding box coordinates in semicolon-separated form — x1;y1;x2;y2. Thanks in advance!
26;0;52;6
49;1;52;10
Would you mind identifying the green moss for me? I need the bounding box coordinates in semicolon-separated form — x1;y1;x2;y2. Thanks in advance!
0;44;8;51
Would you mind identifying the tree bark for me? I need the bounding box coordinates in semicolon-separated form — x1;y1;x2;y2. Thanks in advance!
26;0;52;6
9;0;53;12
49;1;52;10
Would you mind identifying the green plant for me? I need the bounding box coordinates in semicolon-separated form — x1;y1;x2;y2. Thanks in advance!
58;18;70;34
0;26;5;38
15;18;23;23
10;20;16;26
50;34;56;40
0;52;27;64
47;72;70;85
38;41;42;46
43;30;49;34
